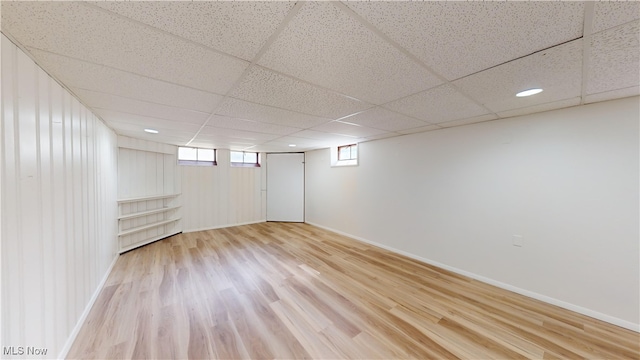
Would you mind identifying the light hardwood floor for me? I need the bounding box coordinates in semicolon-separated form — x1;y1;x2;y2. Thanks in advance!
68;222;639;359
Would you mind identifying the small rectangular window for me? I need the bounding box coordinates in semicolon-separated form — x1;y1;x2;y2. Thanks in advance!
337;144;357;161
178;146;216;166
230;151;260;167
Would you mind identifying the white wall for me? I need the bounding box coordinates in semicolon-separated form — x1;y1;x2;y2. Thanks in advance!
1;34;118;357
181;149;265;232
306;96;640;330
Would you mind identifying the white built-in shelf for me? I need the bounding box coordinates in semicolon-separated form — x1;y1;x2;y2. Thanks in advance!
118;205;181;220
118;218;180;237
117;193;179;204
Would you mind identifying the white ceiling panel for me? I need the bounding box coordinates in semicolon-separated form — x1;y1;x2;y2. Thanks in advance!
584;86;640;105
258;1;441;105
2;1;638;152
310;121;388;138
345;1;584;80
438;114;499;129
496;98;581;119
23;49;224;113
94;109;203;134
587;20;640;95
1;2;249;94
92;1;295;61
453;40;583;113
361;132;402;142
74;89;210;125
384;84;489;124
206;115;302;136
396;124;442;135
289;130;359;146
116;130;193;147
253;136;326;152
339;107;429;132
199;126;282;142
216;98;331;129
592;2;640;34
229;66;370;119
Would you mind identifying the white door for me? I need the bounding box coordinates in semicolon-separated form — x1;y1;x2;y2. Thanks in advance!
267;153;304;222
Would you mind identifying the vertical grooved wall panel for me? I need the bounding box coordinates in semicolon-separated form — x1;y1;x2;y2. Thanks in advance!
1;34;119;358
116;136;181;252
180;148;265;232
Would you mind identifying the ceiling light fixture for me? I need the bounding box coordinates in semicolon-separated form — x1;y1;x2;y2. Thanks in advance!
516;88;543;97
144;128;159;134
288;144;297;147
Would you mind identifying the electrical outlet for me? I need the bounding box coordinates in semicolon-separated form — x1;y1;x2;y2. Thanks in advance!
512;235;523;247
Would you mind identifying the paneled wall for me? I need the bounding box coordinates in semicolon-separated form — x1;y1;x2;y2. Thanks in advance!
1;34;119;358
117;136;181;252
181;149;265;232
305;96;640;331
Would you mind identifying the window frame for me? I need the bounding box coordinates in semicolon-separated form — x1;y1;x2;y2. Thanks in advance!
331;143;358;167
230;151;261;168
177;146;217;166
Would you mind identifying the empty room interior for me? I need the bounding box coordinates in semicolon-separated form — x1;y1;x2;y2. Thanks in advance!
1;1;640;359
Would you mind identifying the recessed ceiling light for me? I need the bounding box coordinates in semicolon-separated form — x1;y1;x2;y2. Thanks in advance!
288;144;297;147
144;128;159;134
516;88;543;97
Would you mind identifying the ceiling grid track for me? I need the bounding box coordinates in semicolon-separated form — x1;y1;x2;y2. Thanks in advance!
580;1;595;105
186;1;305;146
334;1;500;122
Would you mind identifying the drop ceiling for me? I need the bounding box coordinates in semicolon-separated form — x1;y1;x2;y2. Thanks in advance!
2;1;638;152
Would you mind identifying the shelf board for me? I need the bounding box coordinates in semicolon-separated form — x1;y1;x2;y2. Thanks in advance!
117;194;179;204
118;205;181;220
118;218;180;236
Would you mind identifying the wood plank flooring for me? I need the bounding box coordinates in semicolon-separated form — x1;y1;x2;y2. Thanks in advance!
68;222;639;359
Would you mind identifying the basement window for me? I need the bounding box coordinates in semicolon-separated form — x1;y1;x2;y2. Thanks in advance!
178;146;216;166
332;143;358;167
230;151;261;167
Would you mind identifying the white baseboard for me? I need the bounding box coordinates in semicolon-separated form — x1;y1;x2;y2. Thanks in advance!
183;220;266;234
305;221;640;333
58;254;120;359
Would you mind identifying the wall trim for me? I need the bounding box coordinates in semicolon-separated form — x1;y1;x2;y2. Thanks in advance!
58;254;120;359
305;221;640;333
183;220;266;234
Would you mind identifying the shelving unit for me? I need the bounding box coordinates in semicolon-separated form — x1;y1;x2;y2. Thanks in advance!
117;194;181;253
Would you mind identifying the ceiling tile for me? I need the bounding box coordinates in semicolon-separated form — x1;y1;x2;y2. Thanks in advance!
74;89;210;125
453;39;583;113
206;115;301;136
92;1;295;61
396;124;442;135
438;114;499;129
587;20;640;95
94;109;203;134
584;86;640;105
346;1;584;80
362;132;401;142
592;2;640;33
25;50;224;113
229;66;370;119
199;126;282;142
216;98;331;129
339;107;429;132
310;121;388;138
258;1;441;105
1;2;249;94
290;130;358;145
384;84;489;124
115;130;192;147
496;98;581;119
255;136;326;152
